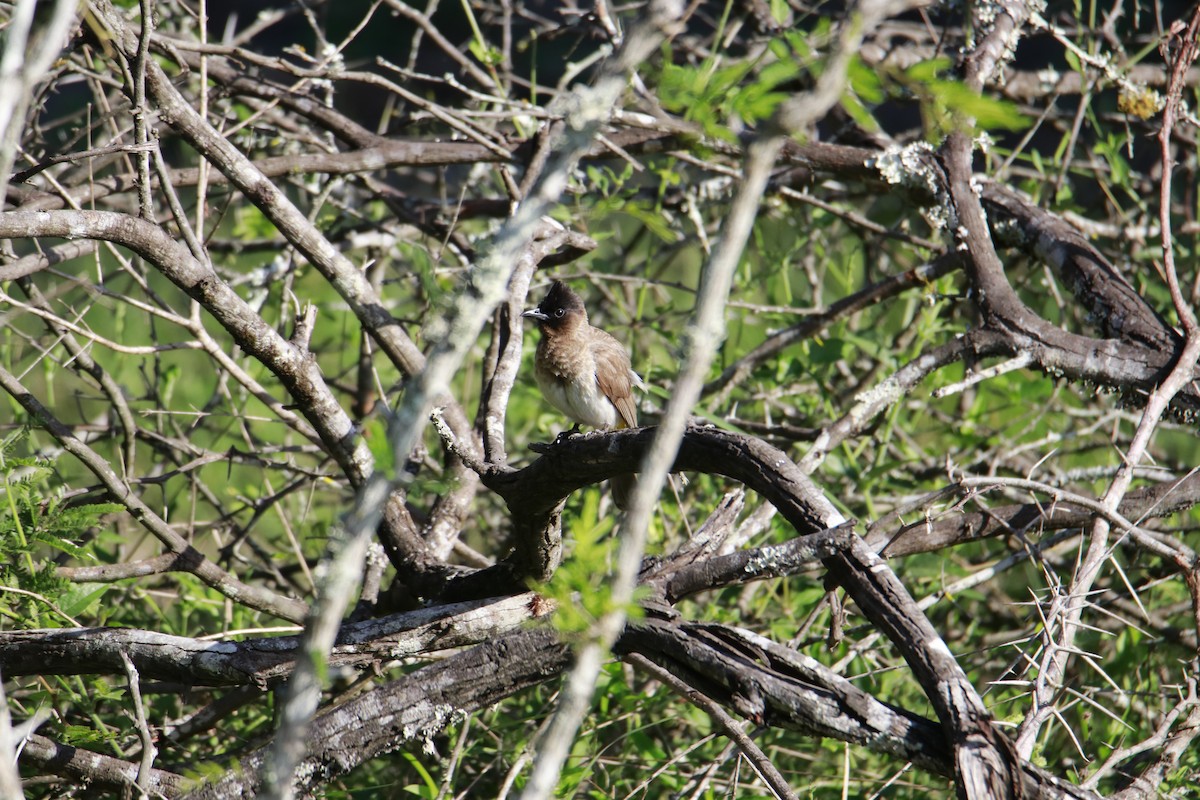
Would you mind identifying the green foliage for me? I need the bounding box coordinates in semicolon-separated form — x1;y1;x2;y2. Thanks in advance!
0;431;122;627
533;491;645;641
231;205;277;241
398;751;440;797
61;723;118;747
460;0;502;71
659;29;816;139
363;416;395;475
847;54;1036;142
1094;132;1132;190
7;0;1199;796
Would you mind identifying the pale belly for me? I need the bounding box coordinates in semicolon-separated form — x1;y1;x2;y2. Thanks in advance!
535;370;618;428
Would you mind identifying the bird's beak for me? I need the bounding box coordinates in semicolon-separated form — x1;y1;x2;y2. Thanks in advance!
522;307;548;322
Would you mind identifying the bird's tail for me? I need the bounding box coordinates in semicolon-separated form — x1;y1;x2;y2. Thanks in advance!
610;473;637;511
611;414;638;510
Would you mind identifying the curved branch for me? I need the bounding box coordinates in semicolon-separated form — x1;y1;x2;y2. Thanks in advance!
703;253;960;400
469;424;841;601
777;138;1200;414
181;628;572;800
85;4;484;463
0;209;366;482
981;184;1179;354
0;594;542;687
0;361;308;622
867;471;1200;558
20;735;183;796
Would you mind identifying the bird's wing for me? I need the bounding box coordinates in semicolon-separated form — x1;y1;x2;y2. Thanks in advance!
592;331;637;429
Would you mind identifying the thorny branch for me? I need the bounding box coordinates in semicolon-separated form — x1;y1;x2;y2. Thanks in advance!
2;0;1199;798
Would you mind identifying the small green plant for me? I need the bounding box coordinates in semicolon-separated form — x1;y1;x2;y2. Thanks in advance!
532;490;645;642
0;429;122;628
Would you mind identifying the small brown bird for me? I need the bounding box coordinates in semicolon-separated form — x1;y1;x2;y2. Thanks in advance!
523;280;639;508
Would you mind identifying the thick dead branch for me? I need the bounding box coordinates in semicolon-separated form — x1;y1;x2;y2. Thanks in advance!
867;472;1200;557
0;594;543;687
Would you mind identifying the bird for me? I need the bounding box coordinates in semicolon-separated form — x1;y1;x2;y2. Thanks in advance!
522;280;639;509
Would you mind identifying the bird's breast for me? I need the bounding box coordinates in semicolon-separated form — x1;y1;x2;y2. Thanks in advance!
535;337;619;428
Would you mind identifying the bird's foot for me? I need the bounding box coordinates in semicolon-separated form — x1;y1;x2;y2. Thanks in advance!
553;424;583;445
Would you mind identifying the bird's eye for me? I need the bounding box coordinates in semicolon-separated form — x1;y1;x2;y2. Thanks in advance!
554;308;565;318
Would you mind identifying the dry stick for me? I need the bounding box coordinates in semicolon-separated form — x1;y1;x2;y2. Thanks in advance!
1109;668;1200;800
194;0;209;239
241;0;681;793
10;141;155;183
954;477;1193;562
131;0;154;219
0;286;197;354
1083;15;1200;798
177;629;571;800
478;246;540;465
380;0;498;92
0;210;340;474
1012;6;1200;760
0;593;543;686
865;472;1200;559
119;652;156;799
0;0;78;212
57;553;186;582
0;240;96;280
625;653;800;800
151;137;208;265
1089;661;1199;793
10;127;665;214
519;2;905;797
22;734;183;795
0;362;308;622
14;278;140;475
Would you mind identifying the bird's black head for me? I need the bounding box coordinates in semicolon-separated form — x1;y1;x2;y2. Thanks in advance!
522;280;586;330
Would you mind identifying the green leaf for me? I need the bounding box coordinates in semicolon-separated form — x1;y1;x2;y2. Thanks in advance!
933;81;1029;130
59;583;111;619
400;751;439;795
362;417;394;476
807;337;848;365
1095;133;1131;186
840;91;881;133
904;56;953;82
62;724;117;746
468;39;502;67
847;56;884;103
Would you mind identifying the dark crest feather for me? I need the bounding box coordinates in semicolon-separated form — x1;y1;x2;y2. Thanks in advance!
538;280;586;324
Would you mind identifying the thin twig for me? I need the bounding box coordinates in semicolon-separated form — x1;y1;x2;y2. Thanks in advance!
624;653;800;800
